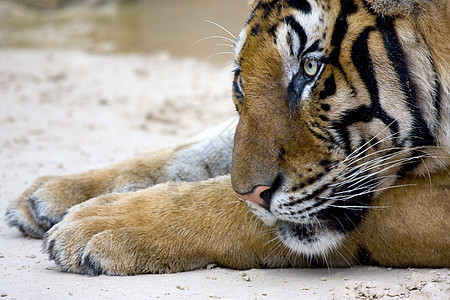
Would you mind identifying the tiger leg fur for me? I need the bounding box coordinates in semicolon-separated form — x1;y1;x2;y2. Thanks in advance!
5;119;237;239
38;170;450;275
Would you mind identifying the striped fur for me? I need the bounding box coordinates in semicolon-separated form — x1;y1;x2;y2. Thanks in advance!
5;0;448;275
232;0;449;257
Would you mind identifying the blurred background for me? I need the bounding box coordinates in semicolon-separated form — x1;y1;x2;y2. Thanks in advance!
0;0;250;64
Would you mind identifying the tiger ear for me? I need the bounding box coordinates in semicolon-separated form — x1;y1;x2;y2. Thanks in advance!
364;0;416;17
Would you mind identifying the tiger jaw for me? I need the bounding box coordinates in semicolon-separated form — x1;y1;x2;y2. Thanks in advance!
244;193;349;258
243;176;373;257
278;221;346;258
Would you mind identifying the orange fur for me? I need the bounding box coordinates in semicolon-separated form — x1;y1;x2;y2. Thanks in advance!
6;0;449;275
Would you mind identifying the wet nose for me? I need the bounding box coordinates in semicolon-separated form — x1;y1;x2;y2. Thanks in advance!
236;185;271;206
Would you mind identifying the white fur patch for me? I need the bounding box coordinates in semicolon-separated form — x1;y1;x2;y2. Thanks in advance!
244;200;278;227
164;118;238;182
234;28;247;65
279;224;345;258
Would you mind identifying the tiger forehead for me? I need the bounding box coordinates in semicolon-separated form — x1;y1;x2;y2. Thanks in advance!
235;0;335;67
246;0;325;31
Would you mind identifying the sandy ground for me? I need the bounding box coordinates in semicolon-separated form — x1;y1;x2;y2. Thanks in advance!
0;50;448;299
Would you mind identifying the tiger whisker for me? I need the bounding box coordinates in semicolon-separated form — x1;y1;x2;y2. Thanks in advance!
326;183;416;202
336;153;424;185
336;174;397;191
331;178;382;196
338;148;448;183
342;119;402;164
336;163;401;191
341;131;413;169
325;204;389;209
326;215;354;268
263;237;286;262
202;51;235;62
205;20;237;40
325;182;381;200
215;43;235;48
350;155;424;177
190;36;236;50
332;158;402;187
339;129;428;172
342;145;408;170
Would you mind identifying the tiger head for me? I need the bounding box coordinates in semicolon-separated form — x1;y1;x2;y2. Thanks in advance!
231;0;446;257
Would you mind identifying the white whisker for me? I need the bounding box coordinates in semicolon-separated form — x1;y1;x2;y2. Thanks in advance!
190;36;236;50
205;20;237;40
342;145;407;171
326;204;389;210
215;43;235;48
202;51;234;61
326;183;416;202
342;119;401;164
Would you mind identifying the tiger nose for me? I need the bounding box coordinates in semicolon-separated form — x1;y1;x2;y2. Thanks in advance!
236;185;271;206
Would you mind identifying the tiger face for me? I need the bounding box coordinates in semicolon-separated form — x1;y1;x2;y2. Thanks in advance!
231;0;441;257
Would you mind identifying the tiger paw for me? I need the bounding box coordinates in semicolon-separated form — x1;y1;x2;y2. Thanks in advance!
42;190;207;275
6;175;95;238
44;219;121;276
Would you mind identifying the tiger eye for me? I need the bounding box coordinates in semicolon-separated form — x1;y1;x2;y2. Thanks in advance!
303;58;319;77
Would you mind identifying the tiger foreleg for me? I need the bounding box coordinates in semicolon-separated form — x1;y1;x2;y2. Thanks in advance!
6;118;237;238
42;176;284;275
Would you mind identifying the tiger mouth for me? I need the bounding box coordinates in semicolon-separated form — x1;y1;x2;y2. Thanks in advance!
271;185;372;226
242;167;377;256
245;180;373;256
254;175;374;232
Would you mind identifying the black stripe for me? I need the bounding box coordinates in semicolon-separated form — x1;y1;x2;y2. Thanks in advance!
329;0;358;62
429;55;442;125
351;27;378;109
319;74;336;100
303;40;320;55
250;23;262;36
306;119;340;148
284;16;307;56
352;26;400;142
331;26;399;151
287;31;295;56
321;103;330;111
253;0;279;19
420;33;443;127
332;104;372;154
292;196;329;214
285;183;329;206
287;0;312;14
328;0;358;98
307;126;333;144
317;194;372;234
377;17;436;148
233;80;244;105
377;17;436;175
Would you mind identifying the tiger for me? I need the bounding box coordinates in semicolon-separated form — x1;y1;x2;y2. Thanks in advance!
6;0;449;275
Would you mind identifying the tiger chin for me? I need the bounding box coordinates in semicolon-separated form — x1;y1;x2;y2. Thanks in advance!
5;0;450;275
